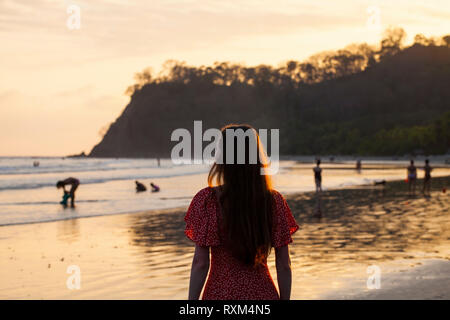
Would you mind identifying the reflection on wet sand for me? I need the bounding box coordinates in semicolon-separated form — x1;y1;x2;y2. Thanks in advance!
57;218;80;243
130;210;191;249
288;177;449;264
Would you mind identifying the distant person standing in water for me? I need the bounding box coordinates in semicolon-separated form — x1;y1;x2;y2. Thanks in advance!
313;159;322;193
422;159;432;195
135;180;147;192
185;124;298;300
56;177;79;207
407;160;417;195
356;159;362;173
313;159;323;218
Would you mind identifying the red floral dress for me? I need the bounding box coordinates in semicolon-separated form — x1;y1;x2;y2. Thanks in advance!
184;187;299;300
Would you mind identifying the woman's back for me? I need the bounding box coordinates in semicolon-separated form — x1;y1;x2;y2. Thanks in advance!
185;123;298;300
185;187;298;300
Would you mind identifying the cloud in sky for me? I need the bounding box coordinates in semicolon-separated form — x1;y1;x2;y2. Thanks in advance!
2;0;448;71
0;0;449;155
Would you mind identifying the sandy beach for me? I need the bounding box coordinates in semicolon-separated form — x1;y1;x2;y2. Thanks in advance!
328;259;450;299
286;176;450;299
0;175;449;299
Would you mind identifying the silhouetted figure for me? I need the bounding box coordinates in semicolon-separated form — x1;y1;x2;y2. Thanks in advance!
33;161;40;167
422;159;432;195
313;159;323;218
356;159;362;173
407;160;417;196
135;180;147;192
313;159;322;193
150;182;160;193
56;177;80;207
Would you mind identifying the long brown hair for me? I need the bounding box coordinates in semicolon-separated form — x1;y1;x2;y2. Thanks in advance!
208;124;273;266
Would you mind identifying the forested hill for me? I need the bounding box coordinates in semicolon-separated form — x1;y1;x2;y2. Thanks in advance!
89;29;450;157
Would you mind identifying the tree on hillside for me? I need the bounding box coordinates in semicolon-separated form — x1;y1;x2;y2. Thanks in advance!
443;35;450;47
379;27;406;58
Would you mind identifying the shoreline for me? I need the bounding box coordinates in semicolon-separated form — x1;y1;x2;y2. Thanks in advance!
0;205;188;228
1;174;448;228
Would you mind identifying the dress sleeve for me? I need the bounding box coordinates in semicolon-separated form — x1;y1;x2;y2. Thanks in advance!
184;187;221;247
271;191;299;248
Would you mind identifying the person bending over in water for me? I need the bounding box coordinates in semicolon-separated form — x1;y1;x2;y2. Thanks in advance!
313;159;322;193
185;124;298;300
56;177;80;207
150;182;160;193
407;160;417;196
422;159;432;195
135;180;147;192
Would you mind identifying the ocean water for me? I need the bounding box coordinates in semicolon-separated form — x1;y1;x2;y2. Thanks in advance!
0;156;447;226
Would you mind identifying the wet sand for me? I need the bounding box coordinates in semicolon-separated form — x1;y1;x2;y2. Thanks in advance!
327;259;450;299
285;176;450;299
0;176;448;299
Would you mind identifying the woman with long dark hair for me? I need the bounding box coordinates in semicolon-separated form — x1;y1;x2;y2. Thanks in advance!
185;124;299;300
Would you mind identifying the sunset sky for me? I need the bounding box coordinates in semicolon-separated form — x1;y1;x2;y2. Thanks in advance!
1;0;449;156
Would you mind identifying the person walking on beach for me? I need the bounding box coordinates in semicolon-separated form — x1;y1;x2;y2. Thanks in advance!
313;159;322;193
313;159;323;217
56;177;80;207
422;159;432;195
185;124;299;300
407;160;417;196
